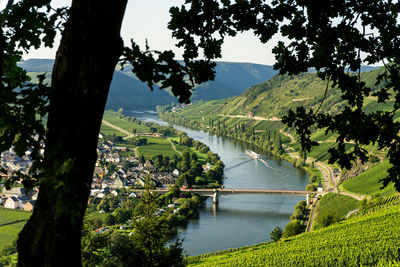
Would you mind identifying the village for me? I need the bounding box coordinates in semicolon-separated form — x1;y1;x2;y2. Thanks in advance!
0;131;214;213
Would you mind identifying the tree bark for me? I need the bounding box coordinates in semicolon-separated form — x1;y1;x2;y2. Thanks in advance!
17;0;127;266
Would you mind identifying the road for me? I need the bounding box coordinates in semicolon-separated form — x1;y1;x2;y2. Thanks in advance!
102;119;134;139
167;138;182;156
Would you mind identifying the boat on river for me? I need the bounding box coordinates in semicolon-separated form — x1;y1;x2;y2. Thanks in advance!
245;149;261;160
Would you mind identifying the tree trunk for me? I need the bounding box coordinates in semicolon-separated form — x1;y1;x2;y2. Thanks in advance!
17;0;127;266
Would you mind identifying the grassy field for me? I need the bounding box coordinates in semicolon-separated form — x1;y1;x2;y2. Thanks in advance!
342;160;395;197
84;209;109;222
188;204;400;266
100;124;127;137
101;110;150;135
137;136;178;158
0;208;31;250
314;193;359;230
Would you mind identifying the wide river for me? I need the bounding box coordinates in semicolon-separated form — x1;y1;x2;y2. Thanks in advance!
131;111;309;256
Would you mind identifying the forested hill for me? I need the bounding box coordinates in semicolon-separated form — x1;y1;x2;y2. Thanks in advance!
180;66;387;120
191;62;277;100
18;59;279;110
18;59;177;111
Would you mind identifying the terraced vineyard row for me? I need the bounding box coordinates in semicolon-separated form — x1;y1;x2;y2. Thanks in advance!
188;205;400;266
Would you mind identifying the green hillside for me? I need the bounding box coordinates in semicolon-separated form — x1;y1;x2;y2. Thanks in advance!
174;67;385;121
188;203;400;266
161;67;389;160
0;208;31;250
342;160;395;197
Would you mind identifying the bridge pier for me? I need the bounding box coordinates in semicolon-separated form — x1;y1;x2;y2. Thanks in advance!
306;194;310;206
213;190;219;204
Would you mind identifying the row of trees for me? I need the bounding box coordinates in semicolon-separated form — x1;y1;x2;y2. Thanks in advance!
270;200;307;242
159;112;286;158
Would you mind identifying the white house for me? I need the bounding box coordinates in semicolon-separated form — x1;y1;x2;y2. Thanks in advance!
5;196;28;209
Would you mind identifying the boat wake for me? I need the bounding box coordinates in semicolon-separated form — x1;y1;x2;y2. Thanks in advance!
259;159;280;172
225;159;253;171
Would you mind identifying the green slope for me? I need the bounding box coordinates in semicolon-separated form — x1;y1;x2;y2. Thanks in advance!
342;160;395;197
188;204;400;266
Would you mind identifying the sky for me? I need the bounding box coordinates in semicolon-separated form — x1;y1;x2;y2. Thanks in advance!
5;0;279;66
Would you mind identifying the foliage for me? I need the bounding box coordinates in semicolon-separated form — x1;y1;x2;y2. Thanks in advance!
82;177;186;267
305;183;317;191
282;219;302;239
168;0;400;191
269;226;282;242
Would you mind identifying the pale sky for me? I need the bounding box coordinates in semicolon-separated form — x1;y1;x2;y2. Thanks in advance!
11;0;278;65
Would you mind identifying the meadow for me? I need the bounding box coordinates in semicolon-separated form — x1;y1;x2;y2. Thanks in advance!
0;208;31;250
137;136;179;158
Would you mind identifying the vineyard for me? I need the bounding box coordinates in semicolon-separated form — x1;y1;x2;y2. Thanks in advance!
188;204;400;266
313;193;359;230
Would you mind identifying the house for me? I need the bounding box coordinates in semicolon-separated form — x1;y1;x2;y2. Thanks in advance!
114;146;128;152
137;177;146;187
172;169;180;177
24;200;36;211
111;189;121;196
2;187;26;198
93;167;104;178
129;192;137;198
90;189;102;197
4;196;27;209
31;188;39;200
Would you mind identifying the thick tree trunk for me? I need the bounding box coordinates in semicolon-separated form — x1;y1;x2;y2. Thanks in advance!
17;0;127;266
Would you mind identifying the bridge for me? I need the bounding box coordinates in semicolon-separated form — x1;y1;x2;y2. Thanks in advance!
131;188;316;205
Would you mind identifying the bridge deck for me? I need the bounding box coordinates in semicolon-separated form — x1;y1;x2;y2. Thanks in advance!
131;188;315;195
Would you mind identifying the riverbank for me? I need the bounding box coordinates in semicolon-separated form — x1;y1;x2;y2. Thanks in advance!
129;110;308;255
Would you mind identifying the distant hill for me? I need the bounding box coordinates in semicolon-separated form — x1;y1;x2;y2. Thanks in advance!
106;71;176;111
18;59;278;110
18;58;379;111
191;62;278;101
18;58;177;111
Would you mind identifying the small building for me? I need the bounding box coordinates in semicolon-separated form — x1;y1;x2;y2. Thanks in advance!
172;169;180;177
2;187;26;198
317;181;324;192
5;196;27;209
111;189;121;196
24;200;36;211
114;146;128;152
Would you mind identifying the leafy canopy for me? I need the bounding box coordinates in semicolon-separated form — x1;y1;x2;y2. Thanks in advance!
2;1;400;193
167;0;400;190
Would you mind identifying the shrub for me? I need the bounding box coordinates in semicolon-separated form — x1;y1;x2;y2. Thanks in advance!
283;220;302;238
270;226;283;242
306;183;317;191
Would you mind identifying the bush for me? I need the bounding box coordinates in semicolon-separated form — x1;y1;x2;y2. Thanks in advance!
306;183;317;191
270;226;283;242
105;214;116;225
309;174;318;183
92;217;103;229
283;220;302;238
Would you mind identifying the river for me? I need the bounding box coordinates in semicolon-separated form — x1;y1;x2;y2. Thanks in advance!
130;111;309;256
